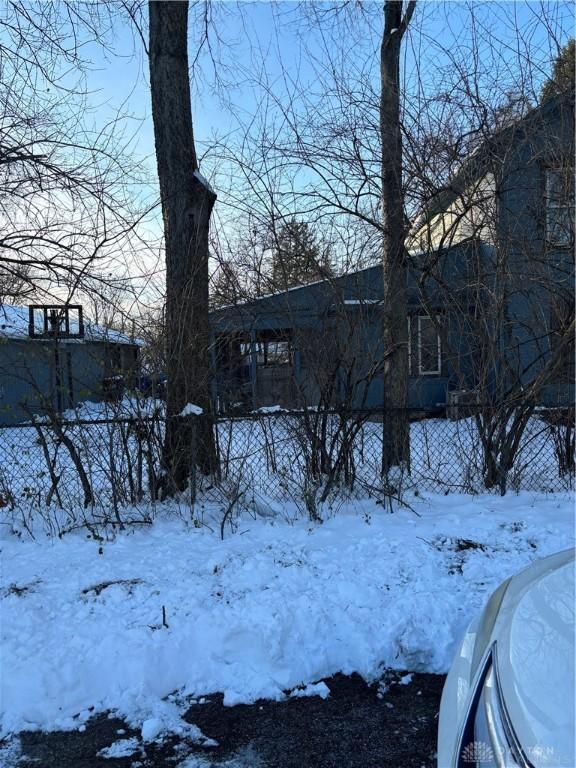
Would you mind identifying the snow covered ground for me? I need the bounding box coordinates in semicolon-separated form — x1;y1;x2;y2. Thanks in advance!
1;489;573;740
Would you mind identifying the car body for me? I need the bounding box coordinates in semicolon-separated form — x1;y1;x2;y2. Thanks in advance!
438;549;575;768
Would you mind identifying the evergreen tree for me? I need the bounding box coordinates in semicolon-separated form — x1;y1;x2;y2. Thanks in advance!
270;218;333;290
541;39;575;103
211;260;242;308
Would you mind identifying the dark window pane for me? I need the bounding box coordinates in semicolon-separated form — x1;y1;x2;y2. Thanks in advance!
256;342;266;365
265;340;291;366
419;316;441;374
550;295;575;382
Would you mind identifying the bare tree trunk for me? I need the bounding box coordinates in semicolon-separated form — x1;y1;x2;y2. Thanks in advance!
148;0;218;492
380;0;416;473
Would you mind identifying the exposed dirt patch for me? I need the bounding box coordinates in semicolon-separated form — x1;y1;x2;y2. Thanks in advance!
1;580;40;598
183;672;444;768
9;672;445;768
81;579;143;597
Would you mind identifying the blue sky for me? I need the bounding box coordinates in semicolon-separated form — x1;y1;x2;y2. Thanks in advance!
85;0;574;176
39;0;575;297
84;2;311;178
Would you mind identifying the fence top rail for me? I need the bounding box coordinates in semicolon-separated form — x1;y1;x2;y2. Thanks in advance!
215;404;574;421
0;403;572;429
0;416;161;429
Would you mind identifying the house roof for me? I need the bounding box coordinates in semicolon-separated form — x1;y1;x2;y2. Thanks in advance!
210;241;476;334
210;262;385;319
418;89;574;226
0;304;139;345
210;235;483;322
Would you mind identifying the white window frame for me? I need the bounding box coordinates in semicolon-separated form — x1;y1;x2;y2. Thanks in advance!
545;168;574;247
407;315;412;376
417;314;441;376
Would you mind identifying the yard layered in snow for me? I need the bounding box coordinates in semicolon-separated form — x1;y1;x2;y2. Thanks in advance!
1;491;574;738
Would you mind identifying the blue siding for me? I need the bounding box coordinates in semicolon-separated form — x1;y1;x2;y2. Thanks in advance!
210;242;479;411
0;338;138;425
210;94;574;413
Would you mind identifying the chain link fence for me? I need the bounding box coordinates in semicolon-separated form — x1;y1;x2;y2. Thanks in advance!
0;404;573;536
0;413;164;536
216;406;574;504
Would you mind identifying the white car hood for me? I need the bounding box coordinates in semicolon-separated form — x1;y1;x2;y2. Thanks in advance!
496;550;575;768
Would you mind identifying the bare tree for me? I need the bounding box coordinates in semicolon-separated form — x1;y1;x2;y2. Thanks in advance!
0;2;151;307
380;0;416;473
148;0;218;492
0;262;33;305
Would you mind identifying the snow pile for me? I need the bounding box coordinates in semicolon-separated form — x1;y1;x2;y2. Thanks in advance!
253;405;286;414
0;737;21;767
193;170;215;195
289;682;330;700
180;403;204;417
1;491;573;738
97;737;141;759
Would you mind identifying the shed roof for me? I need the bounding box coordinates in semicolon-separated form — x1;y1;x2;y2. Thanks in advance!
0;304;139;345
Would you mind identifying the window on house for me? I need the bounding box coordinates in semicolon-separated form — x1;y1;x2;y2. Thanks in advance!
545;168;575;246
240;333;293;367
255;340;292;367
103;345;122;380
264;340;292;365
549;295;575;382
409;314;441;375
66;350;74;407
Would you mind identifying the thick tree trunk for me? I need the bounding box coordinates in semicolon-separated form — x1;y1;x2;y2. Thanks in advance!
148;1;218;492
380;0;415;473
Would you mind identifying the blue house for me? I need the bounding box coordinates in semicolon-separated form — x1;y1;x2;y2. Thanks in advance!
0;304;140;424
210;242;481;412
210;92;574;413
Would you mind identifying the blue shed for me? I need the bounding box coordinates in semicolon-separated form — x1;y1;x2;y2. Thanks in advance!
0;304;140;424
